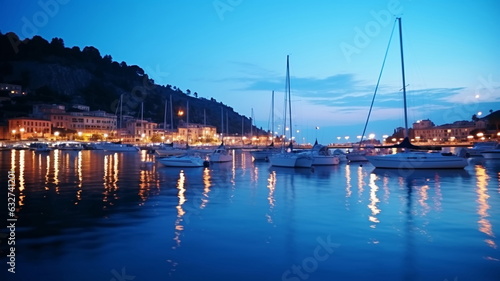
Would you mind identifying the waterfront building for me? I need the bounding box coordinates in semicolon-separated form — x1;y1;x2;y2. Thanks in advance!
8;117;51;140
126;119;157;142
177;123;217;144
412;119;486;142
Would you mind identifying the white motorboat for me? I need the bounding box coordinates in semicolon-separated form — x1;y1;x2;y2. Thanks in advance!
157;154;208;167
481;144;500;159
364;18;467;170
310;141;340;165
332;149;347;162
367;151;468;169
209;143;232;163
29;142;52;152
56;142;84;151
269;151;313;168
461;141;498;157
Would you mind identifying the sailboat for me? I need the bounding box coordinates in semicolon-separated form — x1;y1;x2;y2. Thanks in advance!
269;55;313;168
250;90;279;161
366;18;467;169
156;100;208;167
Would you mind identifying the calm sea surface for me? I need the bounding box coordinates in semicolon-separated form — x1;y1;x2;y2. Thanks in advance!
1;149;499;281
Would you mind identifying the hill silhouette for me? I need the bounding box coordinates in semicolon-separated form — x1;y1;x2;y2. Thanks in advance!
0;32;264;136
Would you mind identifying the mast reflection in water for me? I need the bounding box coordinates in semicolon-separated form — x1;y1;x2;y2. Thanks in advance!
1;150;499;281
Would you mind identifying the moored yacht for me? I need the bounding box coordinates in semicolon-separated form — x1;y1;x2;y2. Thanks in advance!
367;151;468;169
157;153;208;167
481;143;500;159
309;140;340;165
29;142;52;152
209;142;232;163
364;18;467;169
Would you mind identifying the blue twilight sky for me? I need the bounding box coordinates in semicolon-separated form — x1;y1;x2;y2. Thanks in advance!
1;0;499;144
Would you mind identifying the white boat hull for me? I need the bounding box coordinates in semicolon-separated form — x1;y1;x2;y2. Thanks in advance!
269;153;297;167
269;153;312;168
346;153;368;162
157;155;205;167
312;155;340;166
295;154;313;168
367;152;468;169
481;150;500;159
210;154;232;163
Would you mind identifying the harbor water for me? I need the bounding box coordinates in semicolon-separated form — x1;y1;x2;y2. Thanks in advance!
1;149;499;281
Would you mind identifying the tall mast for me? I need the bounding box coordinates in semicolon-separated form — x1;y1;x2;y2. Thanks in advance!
271;90;274;141
398;17;409;138
119;94;123;129
169;95;173;131
186;100;189;145
287;55;293;144
251;108;254;138
163;99;167;130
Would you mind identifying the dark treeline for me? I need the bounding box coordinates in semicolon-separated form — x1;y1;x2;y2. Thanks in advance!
0;32;264;135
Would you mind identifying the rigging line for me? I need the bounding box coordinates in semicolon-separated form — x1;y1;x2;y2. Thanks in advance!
359;18;398;147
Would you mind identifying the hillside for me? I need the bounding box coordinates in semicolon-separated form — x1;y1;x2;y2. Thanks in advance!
0;32;264;135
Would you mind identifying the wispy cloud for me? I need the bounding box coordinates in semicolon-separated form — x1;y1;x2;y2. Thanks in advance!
439;86;500;104
221;62;491;128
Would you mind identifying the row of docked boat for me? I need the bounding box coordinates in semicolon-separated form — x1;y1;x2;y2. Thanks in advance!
250;140;341;168
155;142;233;167
2;141;141;152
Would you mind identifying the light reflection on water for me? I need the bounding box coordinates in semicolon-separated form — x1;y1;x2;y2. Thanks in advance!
1;150;499;281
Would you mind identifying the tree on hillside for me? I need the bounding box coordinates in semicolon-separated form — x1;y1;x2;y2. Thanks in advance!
82;46;102;62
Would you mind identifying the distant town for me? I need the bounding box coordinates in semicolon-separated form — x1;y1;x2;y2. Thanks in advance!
2;82;499;148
